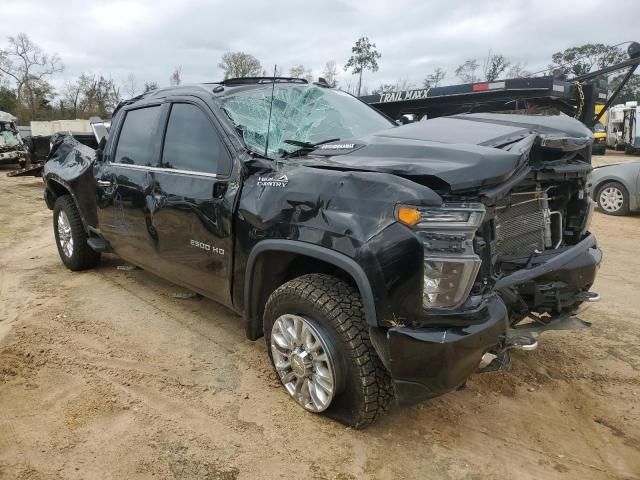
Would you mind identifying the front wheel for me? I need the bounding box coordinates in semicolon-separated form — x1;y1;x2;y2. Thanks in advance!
264;274;393;428
53;196;101;271
596;181;630;216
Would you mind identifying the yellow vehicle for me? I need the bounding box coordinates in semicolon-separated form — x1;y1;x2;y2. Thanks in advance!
592;105;607;155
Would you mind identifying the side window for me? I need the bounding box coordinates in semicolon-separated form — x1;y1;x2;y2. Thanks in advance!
161;103;229;174
113;106;161;166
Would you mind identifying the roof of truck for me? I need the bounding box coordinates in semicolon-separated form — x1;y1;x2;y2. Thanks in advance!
113;78;325;115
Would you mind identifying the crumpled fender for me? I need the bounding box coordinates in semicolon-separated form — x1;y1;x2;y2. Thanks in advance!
43;136;99;229
238;163;442;250
235;162;443;332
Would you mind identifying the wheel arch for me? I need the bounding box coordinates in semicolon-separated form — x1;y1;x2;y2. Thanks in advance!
45;178;90;231
243;240;377;340
44;178;70;209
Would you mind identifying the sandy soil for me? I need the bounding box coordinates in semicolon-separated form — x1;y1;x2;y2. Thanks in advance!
1;152;639;480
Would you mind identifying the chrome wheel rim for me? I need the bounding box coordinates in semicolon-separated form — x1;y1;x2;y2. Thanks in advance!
270;314;336;412
57;211;74;258
599;187;624;213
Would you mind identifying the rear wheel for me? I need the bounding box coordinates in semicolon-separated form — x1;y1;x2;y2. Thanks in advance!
53;196;101;270
597;182;630;216
264;273;393;428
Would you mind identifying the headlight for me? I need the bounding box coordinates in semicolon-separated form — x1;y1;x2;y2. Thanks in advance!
396;203;485;309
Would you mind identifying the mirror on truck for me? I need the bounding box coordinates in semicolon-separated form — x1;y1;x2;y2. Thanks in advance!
396;114;416;125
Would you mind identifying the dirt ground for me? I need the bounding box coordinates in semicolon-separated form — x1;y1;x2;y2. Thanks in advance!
1;152;639;480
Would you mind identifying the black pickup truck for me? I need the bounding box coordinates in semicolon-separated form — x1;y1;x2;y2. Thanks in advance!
42;77;602;428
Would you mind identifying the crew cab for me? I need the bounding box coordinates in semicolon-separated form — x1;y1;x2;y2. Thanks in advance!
43;78;602;428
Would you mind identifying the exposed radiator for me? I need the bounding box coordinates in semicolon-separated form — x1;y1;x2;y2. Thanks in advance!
495;193;552;257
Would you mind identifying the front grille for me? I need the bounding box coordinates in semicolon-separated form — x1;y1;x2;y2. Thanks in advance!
495;193;549;257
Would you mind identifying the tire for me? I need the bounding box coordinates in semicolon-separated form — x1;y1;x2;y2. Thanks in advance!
264;273;393;428
53;195;101;271
596;181;630;216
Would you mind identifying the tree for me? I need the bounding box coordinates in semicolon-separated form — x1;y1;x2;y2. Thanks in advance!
62;78;83;117
169;66;182;86
0;33;63;120
322;60;339;87
143;81;159;93
80;74;121;117
0;86;17;113
218;52;262;79
122;73;139;98
372;78;415;95
59;73;121;119
24;76;54;118
550;44;626;77
289;65;313;82
610;73;640;104
507;61;531;78
423;67;446;88
455;59;479;83
372;83;396;95
344;37;382;97
483;51;510;81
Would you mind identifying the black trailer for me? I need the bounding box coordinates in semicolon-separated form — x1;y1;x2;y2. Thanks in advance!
361;42;640;137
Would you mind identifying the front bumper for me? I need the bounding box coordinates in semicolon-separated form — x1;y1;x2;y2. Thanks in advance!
0;149;24;165
370;234;602;405
370;295;508;404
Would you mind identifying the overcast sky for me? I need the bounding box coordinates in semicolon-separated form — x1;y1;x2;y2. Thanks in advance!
2;0;639;95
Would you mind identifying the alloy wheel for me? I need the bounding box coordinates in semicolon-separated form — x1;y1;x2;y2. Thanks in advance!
270;314;336;412
57;211;74;258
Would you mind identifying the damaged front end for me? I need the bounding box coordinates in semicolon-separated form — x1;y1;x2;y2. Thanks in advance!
368;115;602;404
0;112;29;168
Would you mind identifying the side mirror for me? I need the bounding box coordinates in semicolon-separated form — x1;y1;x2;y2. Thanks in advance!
397;114;417;125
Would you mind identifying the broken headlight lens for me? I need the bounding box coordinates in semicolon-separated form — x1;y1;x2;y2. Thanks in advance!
396;203;485;309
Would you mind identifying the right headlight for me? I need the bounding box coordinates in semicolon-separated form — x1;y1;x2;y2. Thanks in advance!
396;203;486;309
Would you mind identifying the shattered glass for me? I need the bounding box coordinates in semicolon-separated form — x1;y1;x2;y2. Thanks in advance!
0;129;21;148
220;85;392;157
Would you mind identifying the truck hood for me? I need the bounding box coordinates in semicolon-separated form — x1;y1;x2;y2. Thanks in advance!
297;113;593;191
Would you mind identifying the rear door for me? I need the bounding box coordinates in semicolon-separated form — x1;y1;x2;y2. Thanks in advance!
96;103;163;267
149;99;237;305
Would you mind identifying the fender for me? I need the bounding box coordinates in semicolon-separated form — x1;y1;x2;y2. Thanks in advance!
243;240;378;340
44;176;92;231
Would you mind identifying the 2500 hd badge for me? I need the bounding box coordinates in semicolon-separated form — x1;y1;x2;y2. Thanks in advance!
43;78;601;428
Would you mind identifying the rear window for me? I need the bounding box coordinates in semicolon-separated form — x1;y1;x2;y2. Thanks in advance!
114;106;161;166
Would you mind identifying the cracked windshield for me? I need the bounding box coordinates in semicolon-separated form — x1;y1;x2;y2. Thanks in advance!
0;126;20;148
220;84;392;157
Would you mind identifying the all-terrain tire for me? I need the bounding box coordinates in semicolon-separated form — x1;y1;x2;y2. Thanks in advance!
53;195;101;271
264;273;394;428
596;181;630;216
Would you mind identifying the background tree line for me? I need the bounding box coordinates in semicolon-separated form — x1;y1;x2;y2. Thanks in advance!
1;32;638;124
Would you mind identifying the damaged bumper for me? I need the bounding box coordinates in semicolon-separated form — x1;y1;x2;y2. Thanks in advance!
0;149;25;165
370;233;602;405
370;295;508;404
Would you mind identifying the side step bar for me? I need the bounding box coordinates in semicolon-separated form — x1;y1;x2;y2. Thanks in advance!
87;237;112;253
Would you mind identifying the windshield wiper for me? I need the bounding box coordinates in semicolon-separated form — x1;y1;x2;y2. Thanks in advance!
282;138;340;157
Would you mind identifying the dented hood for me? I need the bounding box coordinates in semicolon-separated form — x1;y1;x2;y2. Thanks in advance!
299;113;592;191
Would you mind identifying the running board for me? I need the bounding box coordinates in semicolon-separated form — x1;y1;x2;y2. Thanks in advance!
87;237;112;253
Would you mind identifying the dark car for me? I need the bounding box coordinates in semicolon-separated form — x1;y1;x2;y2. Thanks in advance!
42;78;602;428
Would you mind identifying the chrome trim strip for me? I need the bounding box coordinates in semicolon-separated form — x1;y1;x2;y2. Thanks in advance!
110;162;218;178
